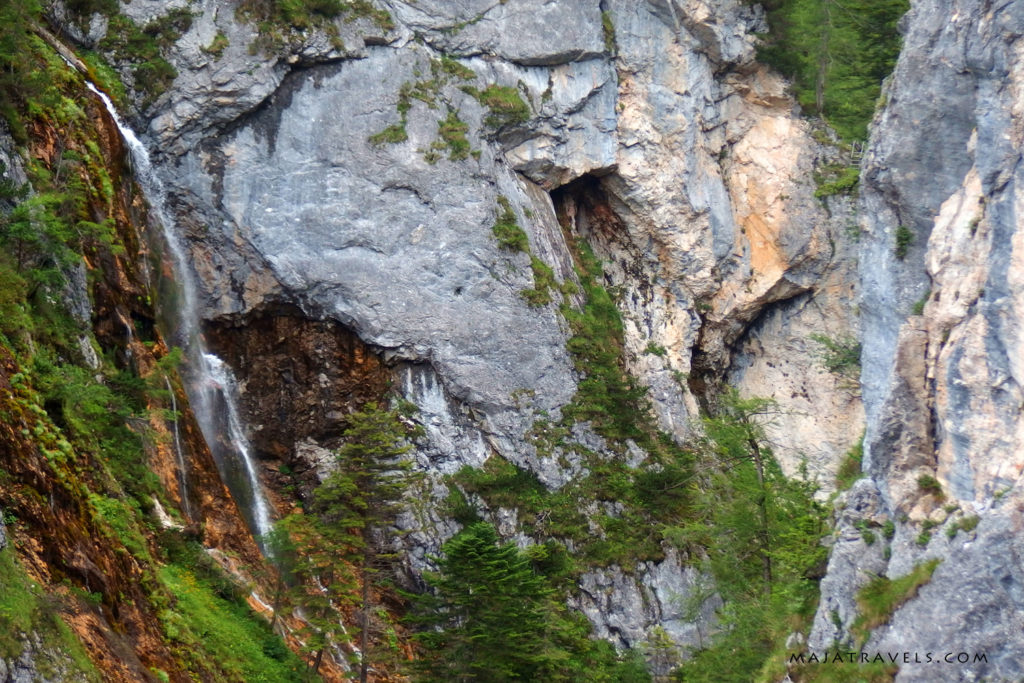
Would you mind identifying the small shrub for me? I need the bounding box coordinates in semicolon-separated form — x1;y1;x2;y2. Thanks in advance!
99;13;180;103
835;436;863;490
894;226;914;260
810;334;861;379
644;343;667;357
911;290;929;315
814;164;860;198
916;474;943;499
601;11;616;53
882;519;895;540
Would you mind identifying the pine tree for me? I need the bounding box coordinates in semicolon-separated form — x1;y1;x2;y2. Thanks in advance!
671;390;829;681
758;0;908;140
268;400;421;677
323;400;421;682
411;522;555;680
408;522;651;682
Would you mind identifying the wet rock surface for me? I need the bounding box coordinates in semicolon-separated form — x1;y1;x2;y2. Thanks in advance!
204;305;393;460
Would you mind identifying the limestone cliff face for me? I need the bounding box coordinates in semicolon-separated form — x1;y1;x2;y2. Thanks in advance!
80;0;865;653
21;0;1024;676
811;0;1024;680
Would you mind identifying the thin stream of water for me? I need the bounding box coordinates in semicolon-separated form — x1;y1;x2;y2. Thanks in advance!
84;81;273;546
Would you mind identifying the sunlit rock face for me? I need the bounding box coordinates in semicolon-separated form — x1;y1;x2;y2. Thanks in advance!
811;0;1024;679
121;0;864;654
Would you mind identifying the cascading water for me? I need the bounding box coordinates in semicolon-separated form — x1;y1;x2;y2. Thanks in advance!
84;81;274;546
197;354;272;537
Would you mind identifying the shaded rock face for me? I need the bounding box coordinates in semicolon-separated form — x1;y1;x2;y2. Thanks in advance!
811;0;1024;678
571;548;721;676
103;0;862;654
204;306;393;460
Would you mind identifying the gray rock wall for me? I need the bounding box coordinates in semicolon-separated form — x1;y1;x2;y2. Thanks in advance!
812;0;1024;679
84;0;863;658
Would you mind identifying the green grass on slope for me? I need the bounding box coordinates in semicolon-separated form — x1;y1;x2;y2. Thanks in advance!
158;564;308;682
0;548;100;679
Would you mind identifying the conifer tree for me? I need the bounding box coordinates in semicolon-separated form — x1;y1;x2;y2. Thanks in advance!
671;390;828;681
270;400;421;678
411;522;556;680
408;522;652;682
323;400;420;683
758;0;908;140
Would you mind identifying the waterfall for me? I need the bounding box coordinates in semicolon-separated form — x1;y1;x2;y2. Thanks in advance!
85;82;274;546
198;353;273;539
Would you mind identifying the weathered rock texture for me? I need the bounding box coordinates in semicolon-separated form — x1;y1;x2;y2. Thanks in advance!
86;0;866;653
811;0;1024;679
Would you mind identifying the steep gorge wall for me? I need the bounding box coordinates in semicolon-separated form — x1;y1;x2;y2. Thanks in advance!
0;75;268;679
23;0;1024;678
810;0;1024;680
73;0;866;654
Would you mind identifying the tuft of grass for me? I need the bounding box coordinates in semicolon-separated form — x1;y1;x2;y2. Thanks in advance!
464;84;530;128
522;256;557;307
946;514;979;539
369;122;407;145
916;474;944;499
855;519;876;545
202;31;229;58
894;226;914;260
492;196;529;252
852;559;941;642
835;435;864;491
433;109;470;161
437;55;475;81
